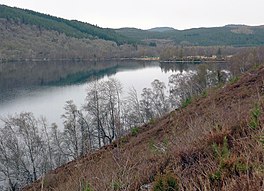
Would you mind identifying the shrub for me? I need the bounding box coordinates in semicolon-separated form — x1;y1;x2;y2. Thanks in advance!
210;136;229;182
201;90;208;98
131;127;139;136
181;97;191;108
120;136;129;144
212;136;230;162
249;103;261;129
260;134;264;147
233;161;248;173
83;183;93;191
112;180;122;190
229;76;240;84
209;170;221;183
149;118;156;125
153;173;179;191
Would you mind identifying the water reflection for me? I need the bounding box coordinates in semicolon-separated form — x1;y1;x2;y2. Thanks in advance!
0;60;227;126
0;60;160;102
0;60;159;89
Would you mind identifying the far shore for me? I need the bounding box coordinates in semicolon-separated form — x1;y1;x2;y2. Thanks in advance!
0;55;231;63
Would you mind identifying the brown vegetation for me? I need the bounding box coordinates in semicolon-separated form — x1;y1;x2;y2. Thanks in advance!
22;65;264;190
1;18;262;63
0;19;159;62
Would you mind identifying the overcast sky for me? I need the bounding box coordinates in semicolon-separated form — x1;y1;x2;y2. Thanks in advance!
0;0;263;30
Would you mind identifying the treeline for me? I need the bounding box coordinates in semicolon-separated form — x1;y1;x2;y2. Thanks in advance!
0;22;252;63
116;25;264;46
159;46;239;61
0;18;159;62
1;5;264;63
2;5;264;47
0;18;254;62
0;5;134;45
1;5;263;63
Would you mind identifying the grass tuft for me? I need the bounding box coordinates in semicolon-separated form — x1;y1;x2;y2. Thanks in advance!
249;103;261;129
153;173;179;191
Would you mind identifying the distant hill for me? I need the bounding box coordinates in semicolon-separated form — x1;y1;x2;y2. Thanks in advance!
148;27;176;32
0;4;134;45
1;4;264;62
1;4;264;48
0;5;155;61
116;27;180;42
116;25;264;46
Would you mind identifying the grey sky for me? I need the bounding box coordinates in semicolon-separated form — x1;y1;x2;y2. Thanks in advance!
0;0;263;29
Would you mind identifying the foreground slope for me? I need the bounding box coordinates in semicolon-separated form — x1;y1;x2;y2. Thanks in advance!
24;67;264;190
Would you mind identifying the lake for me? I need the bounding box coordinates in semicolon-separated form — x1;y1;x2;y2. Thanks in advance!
0;60;199;126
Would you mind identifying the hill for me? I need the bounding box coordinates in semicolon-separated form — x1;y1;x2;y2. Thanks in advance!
23;66;264;190
116;27;179;41
116;25;264;46
0;5;133;45
148;27;176;32
2;5;264;47
0;5;149;62
0;5;263;62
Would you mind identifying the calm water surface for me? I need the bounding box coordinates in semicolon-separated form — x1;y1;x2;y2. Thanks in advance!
0;61;197;126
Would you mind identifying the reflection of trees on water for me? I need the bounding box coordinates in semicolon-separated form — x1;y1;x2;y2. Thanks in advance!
160;61;231;74
1;60;211;91
160;62;198;73
0;61;232;100
0;60;160;91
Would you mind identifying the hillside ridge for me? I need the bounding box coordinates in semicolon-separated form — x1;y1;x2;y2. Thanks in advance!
1;4;264;47
0;4;133;45
116;25;264;46
23;66;264;190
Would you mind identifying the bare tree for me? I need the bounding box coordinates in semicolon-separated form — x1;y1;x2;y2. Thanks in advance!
0;126;20;191
151;79;169;116
49;123;68;167
168;72;196;107
9;113;43;182
40;117;54;171
85;80;105;147
140;87;155;122
62;100;82;159
84;78;123;147
123;87;145;128
0;113;51;190
140;79;169;121
102;78;123;140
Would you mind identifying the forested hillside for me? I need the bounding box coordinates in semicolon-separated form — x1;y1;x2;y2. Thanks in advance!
0;10;160;61
0;5;133;45
116;25;264;46
0;5;149;61
1;5;264;62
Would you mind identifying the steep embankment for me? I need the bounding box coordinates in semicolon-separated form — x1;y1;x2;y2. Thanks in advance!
23;67;264;190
